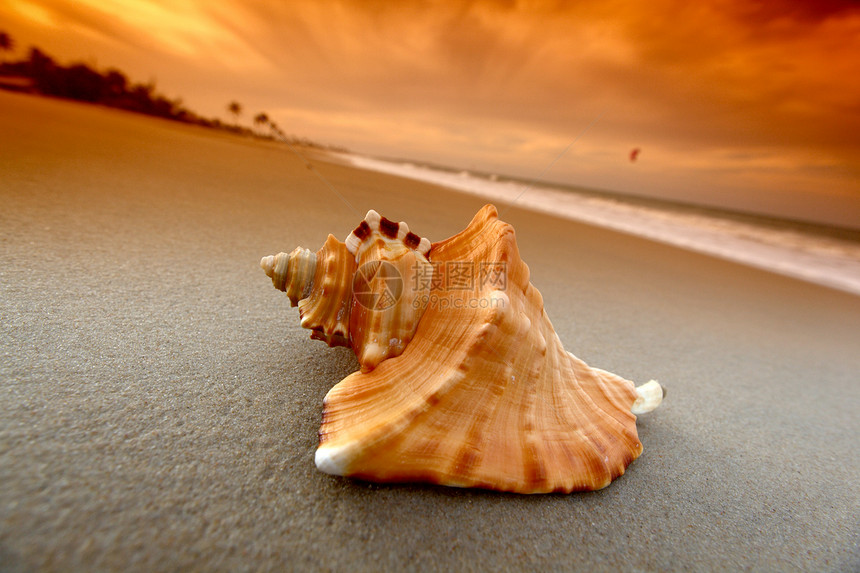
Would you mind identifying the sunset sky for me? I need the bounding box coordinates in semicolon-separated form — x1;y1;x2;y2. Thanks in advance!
3;0;859;227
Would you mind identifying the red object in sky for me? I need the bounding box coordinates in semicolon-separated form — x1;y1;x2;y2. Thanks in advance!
629;148;641;162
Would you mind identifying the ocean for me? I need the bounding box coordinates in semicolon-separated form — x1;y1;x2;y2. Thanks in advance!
337;153;860;297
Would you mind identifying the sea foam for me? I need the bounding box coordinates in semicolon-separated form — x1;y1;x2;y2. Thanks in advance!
339;153;860;297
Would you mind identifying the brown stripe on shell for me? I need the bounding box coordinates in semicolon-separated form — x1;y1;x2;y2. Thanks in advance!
404;232;421;249
453;447;480;476
522;441;548;490
353;221;371;240
379;216;400;239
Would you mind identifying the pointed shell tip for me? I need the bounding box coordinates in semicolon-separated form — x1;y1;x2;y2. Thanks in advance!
365;210;381;226
260;255;275;277
631;380;664;415
315;444;348;476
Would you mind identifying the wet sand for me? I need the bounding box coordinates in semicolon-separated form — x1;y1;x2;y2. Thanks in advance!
1;91;858;571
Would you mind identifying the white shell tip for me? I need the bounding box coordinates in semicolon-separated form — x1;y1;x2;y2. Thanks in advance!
365;210;381;227
397;221;410;239
344;234;360;255
260;255;275;277
315;444;348;476
417;237;431;255
631;380;664;415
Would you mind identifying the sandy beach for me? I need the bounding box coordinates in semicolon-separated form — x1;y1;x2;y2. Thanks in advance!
2;91;859;571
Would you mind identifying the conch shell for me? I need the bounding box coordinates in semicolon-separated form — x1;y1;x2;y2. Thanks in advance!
261;204;663;493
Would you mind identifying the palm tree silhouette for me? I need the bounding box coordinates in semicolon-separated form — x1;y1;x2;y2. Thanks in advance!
0;31;13;64
253;112;269;135
227;101;242;127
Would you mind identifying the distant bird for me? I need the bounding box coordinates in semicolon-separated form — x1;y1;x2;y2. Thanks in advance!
629;148;641;162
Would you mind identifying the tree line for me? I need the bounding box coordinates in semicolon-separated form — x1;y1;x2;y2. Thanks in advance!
0;30;342;150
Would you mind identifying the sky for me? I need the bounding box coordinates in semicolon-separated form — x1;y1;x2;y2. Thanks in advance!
2;0;859;228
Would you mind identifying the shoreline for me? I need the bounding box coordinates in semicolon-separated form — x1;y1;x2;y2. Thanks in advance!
335;152;860;297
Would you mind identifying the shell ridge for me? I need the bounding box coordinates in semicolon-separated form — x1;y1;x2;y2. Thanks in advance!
484;289;549;490
294;235;354;348
319;314;481;435
588;368;642;452
529;337;585;490
346;209;431;260
319;299;508;483
537;309;638;449
554;349;620;487
495;218;639;488
525;324;609;491
429;205;503;258
557;348;643;485
318;365;476;478
566;354;641;452
591;366;640;414
439;305;531;487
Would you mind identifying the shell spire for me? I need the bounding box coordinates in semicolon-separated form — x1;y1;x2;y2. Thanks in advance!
260;247;317;306
261;237;354;347
260;210;433;368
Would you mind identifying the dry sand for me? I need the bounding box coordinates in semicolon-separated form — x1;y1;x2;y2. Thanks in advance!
1;91;859;571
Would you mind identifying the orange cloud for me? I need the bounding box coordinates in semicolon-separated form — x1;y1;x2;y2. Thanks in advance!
3;0;858;225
